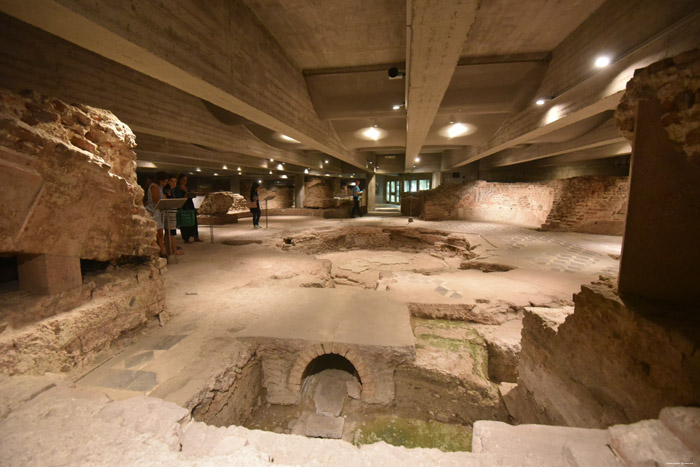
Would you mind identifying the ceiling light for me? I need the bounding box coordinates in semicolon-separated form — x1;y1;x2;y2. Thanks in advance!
281;174;288;179
439;121;475;139
594;55;611;68
325;174;329;176
536;99;546;106
357;126;387;141
188;172;194;175
222;165;228;169
278;134;300;143
136;161;157;168
415;157;420;162
214;173;219;176
195;167;202;172
277;164;284;170
258;179;262;183
269;158;274;162
237;167;241;171
269;170;273;174
304;168;309;174
392;104;401;110
324;159;329;164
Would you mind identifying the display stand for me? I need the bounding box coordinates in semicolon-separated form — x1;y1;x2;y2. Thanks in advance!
154;198;187;263
263;195;275;229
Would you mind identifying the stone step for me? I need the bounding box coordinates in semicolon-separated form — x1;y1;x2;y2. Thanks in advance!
367;210;403;217
608;419;697;466
659;406;700;453
473;420;612;466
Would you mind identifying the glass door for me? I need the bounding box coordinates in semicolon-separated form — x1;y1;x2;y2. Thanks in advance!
385;180;400;204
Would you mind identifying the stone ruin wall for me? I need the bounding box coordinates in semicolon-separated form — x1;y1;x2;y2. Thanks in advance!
422;180;555;228
540;176;629;235
240;181;293;210
0;89;157;260
505;281;700;428
0;88;165;375
303;176;341;208
422;176;630;234
504;51;700;429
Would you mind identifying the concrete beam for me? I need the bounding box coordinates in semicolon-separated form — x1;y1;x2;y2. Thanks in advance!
0;13;324;170
0;0;366;168
404;0;478;170
444;9;700;169
480;119;626;169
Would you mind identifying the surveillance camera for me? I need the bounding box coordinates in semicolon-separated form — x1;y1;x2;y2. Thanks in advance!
388;67;405;80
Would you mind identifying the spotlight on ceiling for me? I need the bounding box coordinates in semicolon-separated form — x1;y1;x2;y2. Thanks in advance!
269;158;274;162
269;170;273;174
195;167;202;172
594;55;611;68
214;172;219;176
278;134;300;143
387;67;405;80
281;174;288;179
439;121;475;139
324;159;329;164
237;167;241;171
357;126;387;141
536;98;547;106
392;104;401;110
277;164;284;170
222;165;228;169
258;179;262;183
304;168;309;174
415;157;420;163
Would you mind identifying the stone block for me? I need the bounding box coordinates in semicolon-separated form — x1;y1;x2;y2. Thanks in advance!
659;407;700;453
609;419;696;466
18;254;82;295
302;413;344;439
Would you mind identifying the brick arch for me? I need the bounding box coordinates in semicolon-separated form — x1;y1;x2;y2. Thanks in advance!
287;342;375;400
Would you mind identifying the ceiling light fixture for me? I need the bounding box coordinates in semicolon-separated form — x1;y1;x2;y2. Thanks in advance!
269;158;274;162
237;167;241;171
222;165;228;169
304;168;309;174
415;157;420;163
536;99;546;106
276;164;284;170
195;167;202;172
281;174;288;179
269;170;273;174
594;55;611;68
392;104;401;110
278;134;300;143
324;159;329;164
439;116;475;139
258;179;262;183
214;172;219;176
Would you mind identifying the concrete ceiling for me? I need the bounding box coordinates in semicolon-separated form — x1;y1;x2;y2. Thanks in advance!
0;0;696;177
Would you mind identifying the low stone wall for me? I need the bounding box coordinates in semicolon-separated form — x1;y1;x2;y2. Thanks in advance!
422;176;629;233
422;180;554;227
0;261;166;375
240;182;293;209
541;176;629;235
303;177;340;208
505;280;700;428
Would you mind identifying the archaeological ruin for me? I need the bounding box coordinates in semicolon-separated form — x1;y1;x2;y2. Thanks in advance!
0;1;698;465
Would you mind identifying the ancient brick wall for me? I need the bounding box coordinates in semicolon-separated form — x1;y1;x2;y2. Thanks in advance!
422;181;555;228
240;182;293;209
0;88;156;260
540;176;629;235
303;177;340;208
507;282;700;428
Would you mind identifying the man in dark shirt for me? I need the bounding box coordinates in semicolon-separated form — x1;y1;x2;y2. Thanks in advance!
351;180;363;218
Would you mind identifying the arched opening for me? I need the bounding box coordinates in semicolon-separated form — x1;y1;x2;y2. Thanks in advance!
301;353;362;385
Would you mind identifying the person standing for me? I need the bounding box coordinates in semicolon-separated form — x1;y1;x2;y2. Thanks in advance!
351;180;363;218
163;175;184;255
250;182;262;229
174;173;201;243
146;171;168;256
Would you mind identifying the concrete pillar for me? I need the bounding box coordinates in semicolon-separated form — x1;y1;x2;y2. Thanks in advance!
294;174;305;208
431;171;442;189
18;254;82;295
229;174;240;194
618;98;700;305
366;173;376;212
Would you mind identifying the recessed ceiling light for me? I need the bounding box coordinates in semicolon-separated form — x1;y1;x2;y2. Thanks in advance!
325;174;329;176
277;164;284;170
357;126;387;141
222;165;228;169
392;104;401;110
237;167;241;171
214;172;219;176
536;98;546;106
594;55;611;68
269;170;273;174
195;167;202;172
269;158;274;162
281;174;288;179
439;122;475;139
324;159;329;164
278;134;300;143
258;179;262;183
415;157;420;162
304;168;309;174
189;172;194;175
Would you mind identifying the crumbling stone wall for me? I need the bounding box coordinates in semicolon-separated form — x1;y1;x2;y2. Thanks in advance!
506;281;700;428
616;48;700;160
422;180;555;228
303;177;340;208
540;176;629;235
0;89;156;260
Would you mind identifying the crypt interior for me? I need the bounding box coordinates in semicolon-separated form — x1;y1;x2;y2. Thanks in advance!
0;0;699;465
